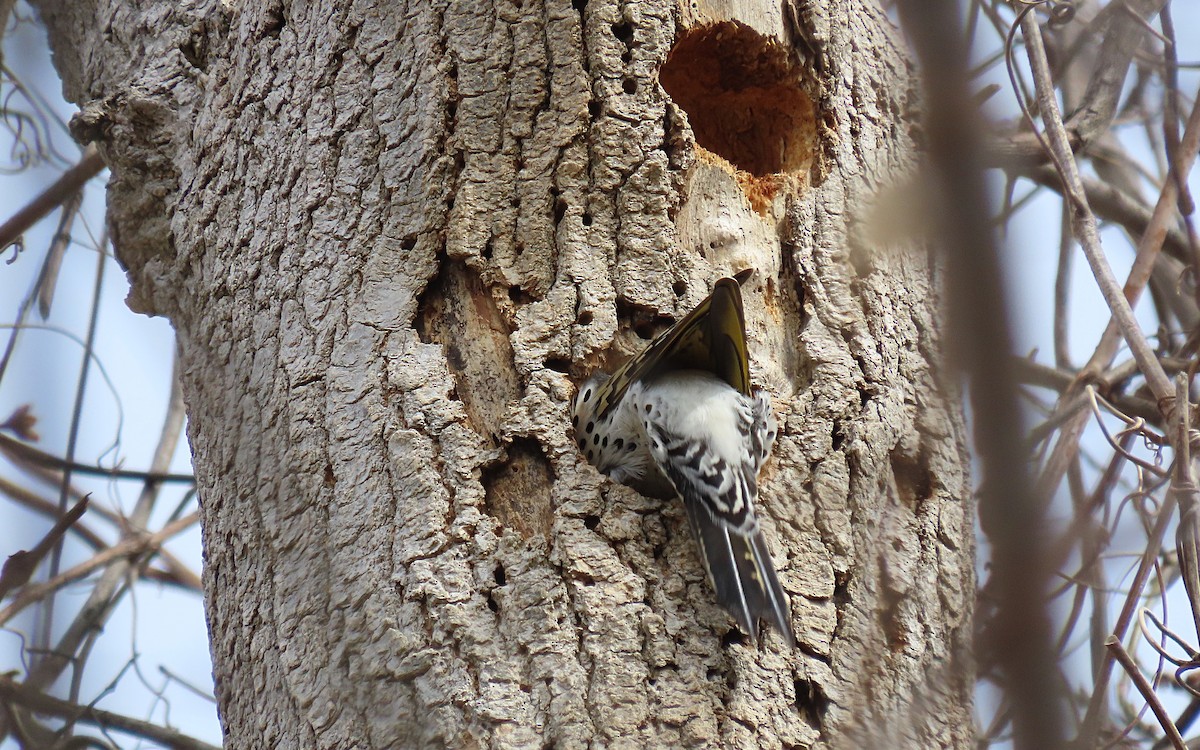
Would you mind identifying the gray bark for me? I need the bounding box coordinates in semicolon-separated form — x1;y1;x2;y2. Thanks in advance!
33;0;973;747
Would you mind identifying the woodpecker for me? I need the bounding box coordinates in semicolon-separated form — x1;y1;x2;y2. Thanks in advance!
572;277;795;646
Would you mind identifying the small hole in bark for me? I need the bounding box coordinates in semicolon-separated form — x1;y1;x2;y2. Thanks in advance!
721;629;746;647
672;280;687;296
577;311;593;326
622;78;637;94
588;100;601;118
261;5;284;38
545;357;570;373
572;0;586;12
582;212;593;226
611;21;633;46
794;677;829;729
401;236;417;251
494;565;507;586
482;240;493;260
485;591;499;612
584;514;601;530
180;38;207;70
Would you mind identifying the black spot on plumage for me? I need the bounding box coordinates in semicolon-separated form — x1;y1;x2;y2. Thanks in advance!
587;449;595;460
614;438;624;449
593;433;600;445
586;421;594;434
577;439;586;450
572;414;579;428
627;442;637;452
583;388;593;402
667;442;689;458
644;403;652;413
602;436;608;447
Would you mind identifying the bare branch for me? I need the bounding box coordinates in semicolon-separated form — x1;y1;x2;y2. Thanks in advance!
1019;9;1173;403
0;512;199;627
0;144;103;252
0;496;88;599
987;0;1171;165
0;674;220;750
1107;635;1187;749
0;433;195;485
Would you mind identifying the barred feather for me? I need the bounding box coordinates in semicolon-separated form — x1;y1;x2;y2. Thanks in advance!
571;278;794;646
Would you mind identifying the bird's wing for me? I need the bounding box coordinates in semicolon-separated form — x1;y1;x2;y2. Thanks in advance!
589;278;750;423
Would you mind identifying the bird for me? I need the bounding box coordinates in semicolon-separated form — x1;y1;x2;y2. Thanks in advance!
571;277;795;646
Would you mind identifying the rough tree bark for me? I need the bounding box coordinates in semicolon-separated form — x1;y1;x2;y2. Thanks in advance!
33;0;973;747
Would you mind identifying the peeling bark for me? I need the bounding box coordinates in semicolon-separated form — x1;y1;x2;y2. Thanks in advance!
33;0;973;747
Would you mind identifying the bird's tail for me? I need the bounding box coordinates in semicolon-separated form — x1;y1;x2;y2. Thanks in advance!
683;496;796;647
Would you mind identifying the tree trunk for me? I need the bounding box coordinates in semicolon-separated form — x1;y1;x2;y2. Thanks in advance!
33;0;973;747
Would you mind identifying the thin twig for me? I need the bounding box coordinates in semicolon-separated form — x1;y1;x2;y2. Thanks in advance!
1171;372;1200;642
1106;636;1186;750
0;144;103;251
1081;483;1178;743
35;187;82;319
0;496;88;599
38;227;107;666
1054;199;1073;368
1139;608;1197;667
1020;10;1172;403
0;512;199;627
987;0;1172;165
0;433;195;484
1089;86;1200;367
0;674;220;750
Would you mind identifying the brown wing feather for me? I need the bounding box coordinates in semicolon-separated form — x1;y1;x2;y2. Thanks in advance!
592;278;749;420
